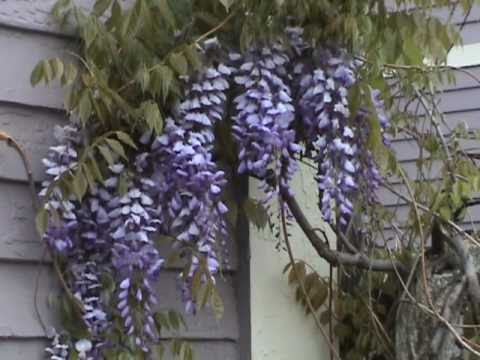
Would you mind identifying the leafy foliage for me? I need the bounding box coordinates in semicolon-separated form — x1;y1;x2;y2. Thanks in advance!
29;0;480;359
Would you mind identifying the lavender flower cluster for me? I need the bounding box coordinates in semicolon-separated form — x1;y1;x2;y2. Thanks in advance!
232;45;301;199
41;130;165;356
41;63;233;357
226;31;389;230
40;32;390;359
139;62;232;313
292;39;390;230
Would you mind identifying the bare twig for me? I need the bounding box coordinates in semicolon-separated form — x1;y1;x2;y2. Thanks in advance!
382;181;480;248
195;11;236;44
412;86;454;172
397;166;440;322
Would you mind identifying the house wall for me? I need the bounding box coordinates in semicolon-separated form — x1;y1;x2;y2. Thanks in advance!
381;9;480;242
250;165;337;360
0;2;241;359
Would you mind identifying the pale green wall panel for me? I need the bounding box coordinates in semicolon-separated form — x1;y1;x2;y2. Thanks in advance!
448;43;480;67
250;164;336;360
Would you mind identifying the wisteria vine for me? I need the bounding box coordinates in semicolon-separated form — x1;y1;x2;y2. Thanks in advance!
39;31;390;359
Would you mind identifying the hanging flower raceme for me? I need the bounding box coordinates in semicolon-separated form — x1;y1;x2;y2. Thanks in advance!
150;122;228;313
100;162;164;348
40;127;166;355
231;45;301;199
70;262;107;338
40;125;81;254
294;44;390;230
40;126;109;357
137;62;232;313
45;330;70;360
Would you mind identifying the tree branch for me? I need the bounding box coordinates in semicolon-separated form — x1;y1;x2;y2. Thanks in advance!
281;190;409;276
443;233;480;304
382;182;480;303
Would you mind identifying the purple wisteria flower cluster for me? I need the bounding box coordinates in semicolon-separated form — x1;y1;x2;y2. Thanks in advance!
40;125;80;254
292;37;390;230
96;162;164;349
294;47;360;227
40;62;233;356
231;45;301;199
227;31;389;229
139;62;232;314
39;31;390;359
45;330;69;360
41;128;165;355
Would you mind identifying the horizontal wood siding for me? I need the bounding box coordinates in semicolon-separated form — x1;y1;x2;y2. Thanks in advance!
2;339;238;360
0;181;238;269
0;263;238;340
380;7;480;244
0;2;240;359
0;104;64;183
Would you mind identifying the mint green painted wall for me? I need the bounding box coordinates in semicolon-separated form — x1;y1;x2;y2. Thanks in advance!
250;164;336;360
447;43;480;67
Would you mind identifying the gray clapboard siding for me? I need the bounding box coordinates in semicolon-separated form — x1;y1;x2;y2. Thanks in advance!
0;103;65;183
0;263;59;338
396;86;480;116
389;2;480;23
387;160;443;185
379;205;480;234
0;0;72;35
443;66;480;91
0;263;239;340
442;66;480;91
1;339;238;360
0;0;137;36
390;109;480;146
392;137;480;163
0;26;70;109
0;0;478;39
0;180;239;269
0;27;71;109
380;5;480;238
0;181;43;263
0;0;97;36
378;183;427;207
431;4;480;24
457;20;480;45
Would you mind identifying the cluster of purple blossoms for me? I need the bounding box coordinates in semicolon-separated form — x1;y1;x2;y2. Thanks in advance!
70;262;107;337
45;330;69;360
40;60;234;356
39;31;392;359
294;43;390;229
294;48;358;227
40;128;165;355
140;62;232;313
40;125;80;253
41;126;104;359
231;45;301;199
97;162;164;349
